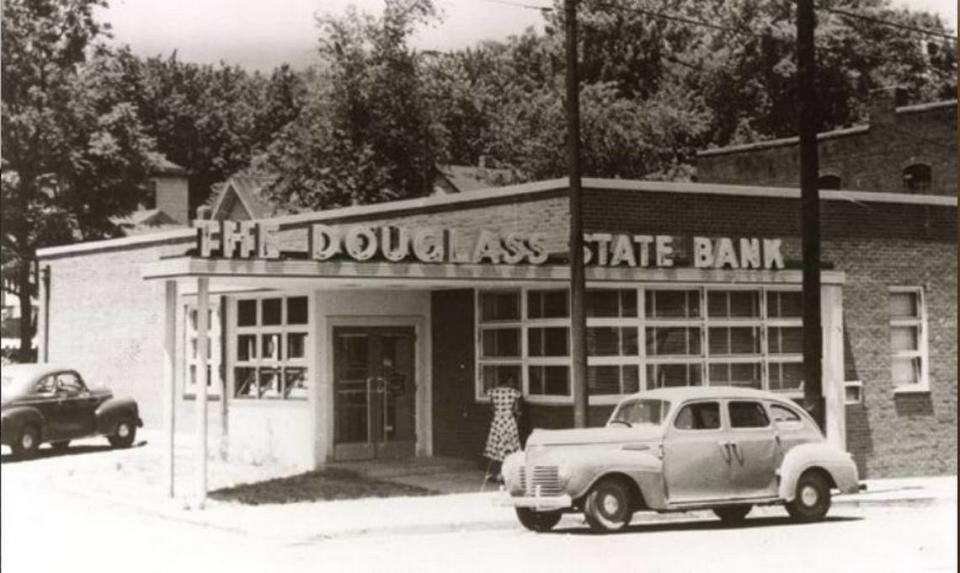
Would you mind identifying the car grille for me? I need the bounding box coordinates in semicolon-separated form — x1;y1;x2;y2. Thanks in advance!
520;465;562;497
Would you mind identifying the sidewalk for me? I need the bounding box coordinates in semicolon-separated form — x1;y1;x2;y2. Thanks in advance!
4;432;954;544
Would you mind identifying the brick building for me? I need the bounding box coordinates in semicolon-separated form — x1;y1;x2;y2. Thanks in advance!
696;90;957;197
35;178;956;478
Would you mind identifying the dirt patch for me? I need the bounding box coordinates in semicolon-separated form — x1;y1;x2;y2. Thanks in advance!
209;468;438;505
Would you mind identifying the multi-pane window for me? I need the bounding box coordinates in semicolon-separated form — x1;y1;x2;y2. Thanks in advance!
889;287;927;390
646;289;703;389
588;288;639;396
185;302;222;397
526;290;570;398
476;286;806;403
232;295;309;400
477;290;523;395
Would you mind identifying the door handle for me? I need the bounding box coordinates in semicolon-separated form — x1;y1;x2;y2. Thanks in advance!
716;440;732;463
729;442;744;465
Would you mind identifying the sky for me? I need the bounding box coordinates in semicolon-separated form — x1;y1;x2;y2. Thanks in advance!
100;0;957;72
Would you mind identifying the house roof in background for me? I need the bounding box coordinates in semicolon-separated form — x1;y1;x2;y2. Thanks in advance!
210;175;286;220
435;164;519;194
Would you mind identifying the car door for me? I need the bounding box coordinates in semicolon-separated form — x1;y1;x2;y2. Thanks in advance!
28;375;66;440
726;400;779;498
53;372;98;438
662;400;735;504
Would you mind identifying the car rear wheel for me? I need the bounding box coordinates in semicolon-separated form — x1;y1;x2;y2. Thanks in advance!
12;424;40;458
51;440;71;452
515;508;562;532
713;504;752;523
785;470;832;522
584;478;634;533
108;417;137;448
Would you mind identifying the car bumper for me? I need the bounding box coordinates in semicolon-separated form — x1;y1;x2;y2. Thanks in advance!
495;492;573;510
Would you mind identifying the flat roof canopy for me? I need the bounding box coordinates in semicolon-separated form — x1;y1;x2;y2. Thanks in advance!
142;256;845;290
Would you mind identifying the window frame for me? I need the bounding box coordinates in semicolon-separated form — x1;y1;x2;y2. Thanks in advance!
183;300;223;398
889;286;929;393
474;285;808;405
227;292;311;401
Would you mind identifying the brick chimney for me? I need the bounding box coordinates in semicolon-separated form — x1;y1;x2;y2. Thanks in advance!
150;157;190;225
867;86;909;126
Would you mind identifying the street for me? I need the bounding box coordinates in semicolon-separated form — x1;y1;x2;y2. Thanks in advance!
2;448;956;573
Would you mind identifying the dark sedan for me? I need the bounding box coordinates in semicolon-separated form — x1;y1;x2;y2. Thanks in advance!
1;364;142;458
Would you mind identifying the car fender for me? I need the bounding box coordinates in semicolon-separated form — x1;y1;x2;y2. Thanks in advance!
778;442;859;500
95;398;141;435
564;447;664;507
0;406;46;444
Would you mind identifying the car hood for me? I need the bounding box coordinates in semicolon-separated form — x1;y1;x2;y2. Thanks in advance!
526;425;664;447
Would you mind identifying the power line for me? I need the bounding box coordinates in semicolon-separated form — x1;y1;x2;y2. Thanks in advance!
819;6;956;42
478;0;956;44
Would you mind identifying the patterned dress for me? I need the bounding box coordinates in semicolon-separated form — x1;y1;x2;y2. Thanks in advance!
484;386;522;461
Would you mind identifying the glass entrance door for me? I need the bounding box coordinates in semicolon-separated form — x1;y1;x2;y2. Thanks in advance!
333;326;417;460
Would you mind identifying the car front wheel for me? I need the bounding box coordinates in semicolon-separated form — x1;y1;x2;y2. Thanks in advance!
108;417;137;448
785;470;832;522
515;508;562;532
713;505;752;523
584;478;634;533
12;424;40;458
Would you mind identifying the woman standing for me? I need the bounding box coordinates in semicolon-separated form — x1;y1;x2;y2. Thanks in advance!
483;382;523;482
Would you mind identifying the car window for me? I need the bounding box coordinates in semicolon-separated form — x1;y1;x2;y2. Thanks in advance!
33;376;57;396
769;404;803;424
674;402;721;430
728;401;770;428
56;372;86;394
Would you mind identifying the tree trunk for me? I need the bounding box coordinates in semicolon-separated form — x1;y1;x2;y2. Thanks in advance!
17;260;35;363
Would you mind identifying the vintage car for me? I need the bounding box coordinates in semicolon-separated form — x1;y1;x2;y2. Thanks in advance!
1;364;142;458
501;387;860;533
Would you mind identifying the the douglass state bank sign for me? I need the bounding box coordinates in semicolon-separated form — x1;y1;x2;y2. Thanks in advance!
194;220;786;270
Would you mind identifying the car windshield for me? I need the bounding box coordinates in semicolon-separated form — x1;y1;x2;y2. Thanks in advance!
609;399;671;427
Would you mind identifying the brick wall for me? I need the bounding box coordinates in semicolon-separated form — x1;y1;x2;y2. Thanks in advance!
697;102;956;197
582;187;957;477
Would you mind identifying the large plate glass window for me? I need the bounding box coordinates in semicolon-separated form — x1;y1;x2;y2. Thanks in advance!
232;294;309;400
888;287;928;391
185;302;222;397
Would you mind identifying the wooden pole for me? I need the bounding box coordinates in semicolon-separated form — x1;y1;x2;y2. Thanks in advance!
196;278;209;507
797;0;826;432
565;0;588;428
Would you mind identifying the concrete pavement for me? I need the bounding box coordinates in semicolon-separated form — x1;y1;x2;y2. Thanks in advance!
3;431;954;544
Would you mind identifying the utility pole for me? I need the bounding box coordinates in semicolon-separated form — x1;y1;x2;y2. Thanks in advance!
565;0;588;428
797;0;825;432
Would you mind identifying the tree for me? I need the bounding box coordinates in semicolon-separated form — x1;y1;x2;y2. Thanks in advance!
2;0;156;361
255;0;444;210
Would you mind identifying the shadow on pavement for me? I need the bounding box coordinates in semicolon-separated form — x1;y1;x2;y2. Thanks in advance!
0;440;148;464
552;515;863;535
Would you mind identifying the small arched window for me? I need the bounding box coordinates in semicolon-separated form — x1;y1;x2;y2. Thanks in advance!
817;174;842;190
903;163;932;194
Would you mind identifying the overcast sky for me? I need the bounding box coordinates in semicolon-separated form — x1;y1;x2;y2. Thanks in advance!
100;0;957;72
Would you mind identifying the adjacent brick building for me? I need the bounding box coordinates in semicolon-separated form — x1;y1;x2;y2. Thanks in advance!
696;90;957;197
35;177;956;478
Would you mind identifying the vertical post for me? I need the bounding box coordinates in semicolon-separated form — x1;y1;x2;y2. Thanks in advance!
196;278;209;507
797;0;825;431
39;266;50;362
163;280;177;498
565;0;588;428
